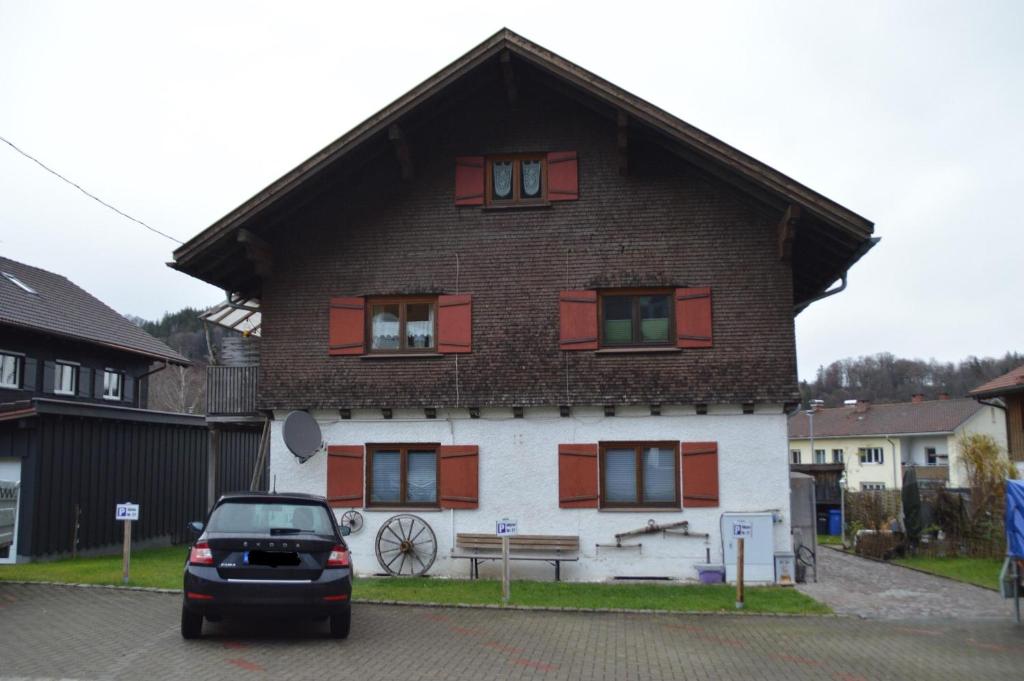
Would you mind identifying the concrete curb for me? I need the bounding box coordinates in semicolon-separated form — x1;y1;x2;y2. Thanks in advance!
820;545;1000;593
0;579;839;617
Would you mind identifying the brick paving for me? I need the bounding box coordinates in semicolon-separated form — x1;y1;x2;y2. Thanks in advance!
797;546;1015;619
2;583;1024;680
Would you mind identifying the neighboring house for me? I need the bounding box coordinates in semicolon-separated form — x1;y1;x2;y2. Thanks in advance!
788;396;1007;497
170;30;877;581
970;364;1024;477
0;256;256;562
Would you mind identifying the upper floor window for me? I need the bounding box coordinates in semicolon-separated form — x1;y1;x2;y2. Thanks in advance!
487;154;546;205
103;369;123;400
367;444;438;507
0;353;20;388
368;297;436;353
832;448;844;464
600;442;678;508
790;450;801;464
925;447;948;466
814;449;827;464
859;447;884;465
54;361;78;395
600;290;672;347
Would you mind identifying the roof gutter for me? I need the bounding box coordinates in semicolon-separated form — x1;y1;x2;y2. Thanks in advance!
794;237;880;316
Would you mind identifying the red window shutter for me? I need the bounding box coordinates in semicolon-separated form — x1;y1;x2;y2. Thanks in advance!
675;287;713;349
558;444;599;508
439;445;479;509
328;296;365;355
327;445;364;508
559;290;598;351
437;294;472;354
547;151;578;201
454;156;485;206
682;442;719;508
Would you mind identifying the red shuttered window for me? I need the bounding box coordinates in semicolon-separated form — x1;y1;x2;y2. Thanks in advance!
681;441;719;508
439;445;479;509
675;287;713;349
558;444;599;508
559;290;598;351
455;156;485;205
327;445;365;508
547;151;578;201
329;297;365;356
437;295;472;354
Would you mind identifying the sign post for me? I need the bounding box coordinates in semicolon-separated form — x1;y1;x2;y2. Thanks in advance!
115;503;139;585
735;537;745;610
496;518;517;605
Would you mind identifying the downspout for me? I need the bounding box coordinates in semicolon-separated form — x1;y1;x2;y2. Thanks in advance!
794;237;880;315
886;436;899;490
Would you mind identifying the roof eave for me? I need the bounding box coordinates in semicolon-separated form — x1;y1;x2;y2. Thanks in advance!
0;318;190;366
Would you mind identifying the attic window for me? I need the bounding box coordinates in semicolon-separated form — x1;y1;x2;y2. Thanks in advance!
2;272;36;294
488;154;546;205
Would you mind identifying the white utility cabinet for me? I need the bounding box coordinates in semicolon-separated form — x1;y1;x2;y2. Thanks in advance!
720;512;775;583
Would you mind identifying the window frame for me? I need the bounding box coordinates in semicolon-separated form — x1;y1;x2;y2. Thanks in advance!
365;296;438;355
925;447;948;466
791;449;801;464
365;443;441;509
485;153;548;206
832;448;844;464
54;360;78;396
102;369;123;401
599;441;680;509
814;449;827;464
859;447;884;465
597;289;675;349
862;482;886;491
0;352;21;389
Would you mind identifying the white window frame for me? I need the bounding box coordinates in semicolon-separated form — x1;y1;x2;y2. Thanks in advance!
103;369;123;401
54;360;78;396
925;447;948;466
790;450;801;464
859;447;884;465
832;448;844;464
814;449;827;464
0;351;20;389
862;482;886;491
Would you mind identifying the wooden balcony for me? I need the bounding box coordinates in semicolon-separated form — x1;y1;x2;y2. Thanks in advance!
206;365;260;422
903;464;949;486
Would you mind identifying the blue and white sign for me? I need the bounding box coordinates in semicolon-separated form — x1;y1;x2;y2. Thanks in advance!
731;520;752;538
115;503;140;522
496;518;518;537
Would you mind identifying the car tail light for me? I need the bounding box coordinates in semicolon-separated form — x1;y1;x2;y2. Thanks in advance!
323;594;349;601
326;545;350;568
189;541;214;566
186;591;215;600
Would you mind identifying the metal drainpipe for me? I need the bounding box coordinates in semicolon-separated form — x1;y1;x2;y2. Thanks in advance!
886;436;899;490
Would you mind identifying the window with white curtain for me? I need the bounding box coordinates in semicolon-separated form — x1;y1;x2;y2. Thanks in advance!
368;298;436;353
55;361;77;395
0;353;19;388
103;370;123;400
600;442;678;507
368;445;438;507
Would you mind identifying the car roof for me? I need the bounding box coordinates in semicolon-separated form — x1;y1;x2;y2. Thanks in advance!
216;491;329;505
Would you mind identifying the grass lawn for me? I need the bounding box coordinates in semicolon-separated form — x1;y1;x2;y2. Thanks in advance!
818;534;844;546
893;556;1004;591
0;545;187;589
0;545;829;614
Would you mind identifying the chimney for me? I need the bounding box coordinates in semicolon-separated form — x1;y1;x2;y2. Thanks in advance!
854;400;871;414
912;393;925;404
938;392;950;401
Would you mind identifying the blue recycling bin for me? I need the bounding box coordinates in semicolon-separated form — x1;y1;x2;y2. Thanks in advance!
828;508;842;536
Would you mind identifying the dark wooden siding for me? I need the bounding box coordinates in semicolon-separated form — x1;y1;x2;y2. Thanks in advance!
5;415;262;559
207;366;258;416
1008;394;1024;463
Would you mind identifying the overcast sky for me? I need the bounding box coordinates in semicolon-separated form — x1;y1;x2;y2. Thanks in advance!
1;1;1021;380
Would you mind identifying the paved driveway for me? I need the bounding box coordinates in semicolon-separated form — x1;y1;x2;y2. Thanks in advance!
797;546;1015;619
2;583;1023;680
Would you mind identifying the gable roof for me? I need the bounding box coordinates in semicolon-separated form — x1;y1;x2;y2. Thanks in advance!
970;364;1024;399
0;256;188;364
788;398;984;439
171;28;876;307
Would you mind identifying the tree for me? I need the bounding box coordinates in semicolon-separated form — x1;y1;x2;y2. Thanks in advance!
149;363;206;414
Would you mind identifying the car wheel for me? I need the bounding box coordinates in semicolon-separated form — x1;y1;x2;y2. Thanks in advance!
329;607;351;639
181;607;203;639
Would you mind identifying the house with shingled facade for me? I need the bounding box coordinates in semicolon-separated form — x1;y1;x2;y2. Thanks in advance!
170;29;877;581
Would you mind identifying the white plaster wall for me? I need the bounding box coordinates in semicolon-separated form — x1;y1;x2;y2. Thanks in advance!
951;405;1009;488
270;405;791;583
790;436;901;490
901;436;949;466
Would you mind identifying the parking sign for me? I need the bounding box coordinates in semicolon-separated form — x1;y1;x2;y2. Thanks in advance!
496;518;518;536
115;503;139;522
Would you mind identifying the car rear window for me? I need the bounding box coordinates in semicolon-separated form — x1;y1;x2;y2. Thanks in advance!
207;501;336;536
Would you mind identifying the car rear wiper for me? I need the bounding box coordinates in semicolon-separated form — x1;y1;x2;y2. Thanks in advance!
269;527;303;535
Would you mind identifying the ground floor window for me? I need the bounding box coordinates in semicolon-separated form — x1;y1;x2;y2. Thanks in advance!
859;447;884;464
600;442;678;507
367;444;438;507
862;482;886;491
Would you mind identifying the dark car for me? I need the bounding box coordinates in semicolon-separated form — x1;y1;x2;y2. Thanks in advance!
181;492;353;639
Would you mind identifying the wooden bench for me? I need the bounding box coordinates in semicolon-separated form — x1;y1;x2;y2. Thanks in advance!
450;533;580;581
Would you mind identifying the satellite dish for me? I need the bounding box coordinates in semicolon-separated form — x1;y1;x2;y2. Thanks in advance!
282;410;323;462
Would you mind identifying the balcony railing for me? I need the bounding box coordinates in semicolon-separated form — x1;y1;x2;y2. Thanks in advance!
206;365;259;417
903;464;949;484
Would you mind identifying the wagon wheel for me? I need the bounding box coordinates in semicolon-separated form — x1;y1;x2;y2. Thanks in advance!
375;514;437;577
340;509;364;534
